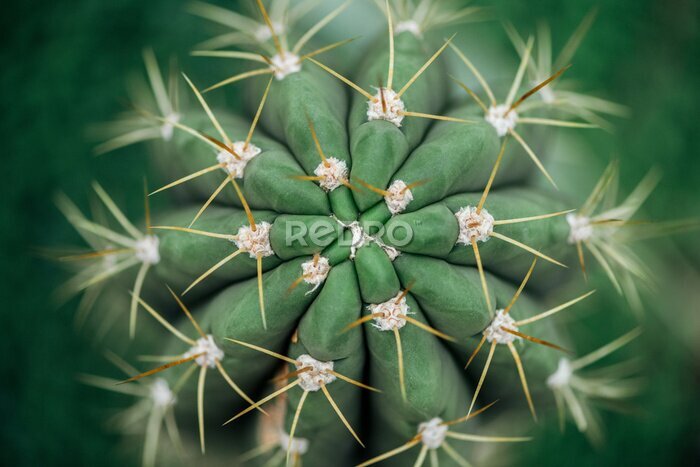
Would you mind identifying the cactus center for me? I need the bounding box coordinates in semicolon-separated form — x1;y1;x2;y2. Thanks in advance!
254;21;285;43
160;113;180;141
385;180;414;215
278;431;309;455
418;418;448;449
301;256;331;292
483;309;520;345
184;335;224;368
455;206;495;244
270;52;302;80
368;292;410;331
547;358;574;389
313;157;348;192
566;213;593;244
217;142;262;179
395;20;422;37
486;104;518;137
235;222;274;258
338;220;400;261
367;87;406;127
135;235;160;265
150;378;177;408
295;354;336;392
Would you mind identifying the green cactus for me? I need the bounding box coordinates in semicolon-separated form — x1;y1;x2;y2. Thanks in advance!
55;1;696;466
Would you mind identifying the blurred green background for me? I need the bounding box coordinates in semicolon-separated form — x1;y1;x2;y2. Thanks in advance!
1;0;698;465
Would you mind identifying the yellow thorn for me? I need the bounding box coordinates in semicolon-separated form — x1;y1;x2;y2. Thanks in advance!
287;389;309;465
117;353;203;384
223;380;300;425
197;366;207;453
404;316;457;343
449;42;497;106
189;176;229;228
500;327;570;353
151;164;225;196
133;295;195;345
182;249;243;295
341;313;384;333
225;338;297;365
515;290;595;326
129;263;149;338
503;258;537;314
507;342;537;421
400;111;473;123
464;335;486;370
215;360;267;415
466;341;496;417
353;177;390;196
394;328;407;402
490;231;566;268
245;76;273;149
151;225;235;241
203;68;275;93
471;239;493;313
385;0;395;90
322;384;364;447
300;37;358;61
509;64;572;113
306;113;328;164
477;140;507;212
307;58;374;100
229;177;257;231
166;285;206;338
449;75;488;113
509;129;558;189
493;209;575;226
443;400;499;427
356;439;420;467
328;370;382;393
182;73;231;147
397;34;456;98
257;254;267;330
255;0;285;58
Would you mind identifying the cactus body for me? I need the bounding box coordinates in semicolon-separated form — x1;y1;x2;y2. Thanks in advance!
58;2;680;466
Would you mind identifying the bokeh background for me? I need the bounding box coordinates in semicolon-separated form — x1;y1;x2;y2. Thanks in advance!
1;0;699;465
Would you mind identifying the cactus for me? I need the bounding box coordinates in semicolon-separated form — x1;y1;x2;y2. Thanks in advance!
54;1;697;466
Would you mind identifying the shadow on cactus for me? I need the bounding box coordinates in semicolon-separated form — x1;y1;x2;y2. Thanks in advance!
52;1;698;466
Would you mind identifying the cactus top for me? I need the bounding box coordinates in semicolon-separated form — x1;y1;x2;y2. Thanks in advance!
368;292;411;331
384;180;414;215
270;53;302;80
367;87;406;127
314;157;349;192
455;206;495;244
301;256;331;292
547;358;574;389
217;142;262;179
184;335;224;369
278;431;309;455
417;418;448;449
234;222;274;258
295;354;337;392
135;235;160;265
149;378;177;408
486;104;518;137
483;309;520;345
566;213;594;244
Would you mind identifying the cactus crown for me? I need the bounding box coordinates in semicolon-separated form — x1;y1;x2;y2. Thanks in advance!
55;1;698;466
